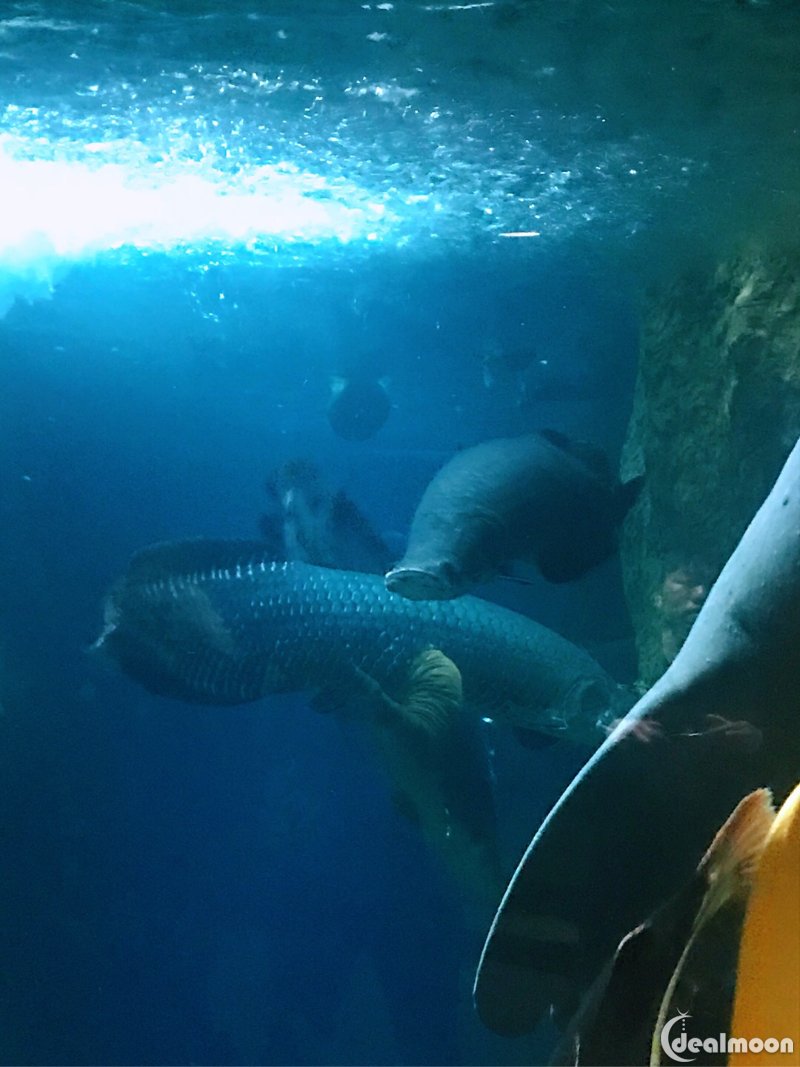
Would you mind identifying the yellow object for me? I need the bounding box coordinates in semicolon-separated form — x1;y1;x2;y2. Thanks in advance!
649;789;776;1066
730;781;800;1064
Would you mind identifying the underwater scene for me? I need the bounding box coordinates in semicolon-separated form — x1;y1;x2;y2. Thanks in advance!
1;1;799;1064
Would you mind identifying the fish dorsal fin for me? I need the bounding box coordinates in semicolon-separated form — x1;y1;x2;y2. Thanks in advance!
649;788;776;1065
329;491;391;570
329;489;368;531
539;428;612;483
697;786;776;897
126;539;275;583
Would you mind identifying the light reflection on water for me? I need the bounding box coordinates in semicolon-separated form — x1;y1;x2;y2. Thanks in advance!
0;0;797;278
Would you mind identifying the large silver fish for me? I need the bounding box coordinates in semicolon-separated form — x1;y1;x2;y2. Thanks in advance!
95;539;621;746
385;430;643;601
96;539;627;903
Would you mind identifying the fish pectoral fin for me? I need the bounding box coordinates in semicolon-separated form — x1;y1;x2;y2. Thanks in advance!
365;650;503;902
310;651;462;729
347;649;463;745
391;648;464;744
309;665;395;718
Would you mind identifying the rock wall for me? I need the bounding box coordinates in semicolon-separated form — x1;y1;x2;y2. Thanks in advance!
620;244;800;687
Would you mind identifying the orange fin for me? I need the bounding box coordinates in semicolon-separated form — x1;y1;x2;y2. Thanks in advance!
697;787;777;907
649;789;776;1065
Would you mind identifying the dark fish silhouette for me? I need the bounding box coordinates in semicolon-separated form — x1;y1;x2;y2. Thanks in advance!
479;338;536;390
327;373;391;441
386;430;643;601
474;435;800;1045
259;459;391;574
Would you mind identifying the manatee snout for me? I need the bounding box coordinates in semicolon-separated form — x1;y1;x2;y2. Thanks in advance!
385;559;462;600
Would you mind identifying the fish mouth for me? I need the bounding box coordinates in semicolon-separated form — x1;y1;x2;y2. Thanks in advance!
384;565;458;601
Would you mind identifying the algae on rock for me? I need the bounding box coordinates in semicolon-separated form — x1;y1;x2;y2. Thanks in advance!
620;245;800;688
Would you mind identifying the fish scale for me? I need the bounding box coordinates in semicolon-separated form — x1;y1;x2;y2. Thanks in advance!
97;541;621;745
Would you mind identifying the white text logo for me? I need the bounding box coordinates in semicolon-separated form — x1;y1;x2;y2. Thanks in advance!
660;1012;794;1062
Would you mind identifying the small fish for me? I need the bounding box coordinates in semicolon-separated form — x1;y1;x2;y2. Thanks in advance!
550;789;774;1066
386;429;643;601
327;372;391;441
730;780;800;1063
258;459;391;574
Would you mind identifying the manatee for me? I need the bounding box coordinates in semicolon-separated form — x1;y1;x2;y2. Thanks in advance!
474;435;800;1044
386;430;643;601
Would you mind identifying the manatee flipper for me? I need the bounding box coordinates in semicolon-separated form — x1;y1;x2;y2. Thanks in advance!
357;649;504;903
539;428;612;483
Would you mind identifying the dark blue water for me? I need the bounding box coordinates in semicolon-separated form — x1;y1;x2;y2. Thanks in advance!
1;1;798;1063
0;255;635;1064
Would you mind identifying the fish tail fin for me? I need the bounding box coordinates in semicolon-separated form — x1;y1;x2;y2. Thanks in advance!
648;789;776;1065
